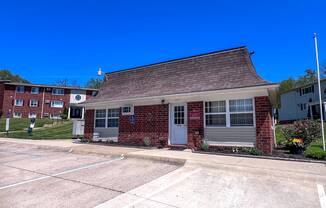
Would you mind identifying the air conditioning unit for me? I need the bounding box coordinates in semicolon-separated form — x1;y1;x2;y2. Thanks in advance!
46;87;52;92
43;113;49;117
45;100;50;104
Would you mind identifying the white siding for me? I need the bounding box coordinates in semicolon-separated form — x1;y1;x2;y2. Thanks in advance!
204;127;256;143
94;128;118;137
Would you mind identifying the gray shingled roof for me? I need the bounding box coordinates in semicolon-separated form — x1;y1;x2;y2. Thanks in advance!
86;46;273;103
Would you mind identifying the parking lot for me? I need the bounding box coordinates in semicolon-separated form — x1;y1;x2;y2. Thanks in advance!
0;142;180;208
0;141;326;208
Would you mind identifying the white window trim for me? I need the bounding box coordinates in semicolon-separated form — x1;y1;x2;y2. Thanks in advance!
52;88;65;95
31;87;40;94
121;105;134;115
13;112;22;118
14;99;24;106
50;101;64;108
28;113;37;118
30;99;39;107
107;109;120;128
16;86;25;93
204;98;256;128
94;109;107;129
204;101;227;127
94;109;120;129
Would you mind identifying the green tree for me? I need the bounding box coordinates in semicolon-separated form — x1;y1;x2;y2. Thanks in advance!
296;69;317;86
0;69;29;83
85;78;103;89
279;77;296;94
280;69;318;94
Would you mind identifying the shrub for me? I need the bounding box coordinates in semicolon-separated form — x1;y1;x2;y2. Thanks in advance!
201;140;209;151
248;148;263;156
280;119;321;148
143;137;151;147
61;107;69;119
304;140;326;159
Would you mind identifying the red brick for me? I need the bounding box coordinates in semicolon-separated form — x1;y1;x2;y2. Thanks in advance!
255;96;274;154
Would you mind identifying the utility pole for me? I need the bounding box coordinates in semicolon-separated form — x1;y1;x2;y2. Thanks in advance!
313;33;326;151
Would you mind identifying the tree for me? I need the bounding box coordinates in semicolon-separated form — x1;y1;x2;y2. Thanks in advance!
54;79;80;87
279;69;318;94
85;78;103;89
0;69;30;83
279;77;296;94
296;69;317;86
54;79;69;87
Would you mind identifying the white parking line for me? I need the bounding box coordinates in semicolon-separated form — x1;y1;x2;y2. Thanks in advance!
318;184;326;208
0;156;124;191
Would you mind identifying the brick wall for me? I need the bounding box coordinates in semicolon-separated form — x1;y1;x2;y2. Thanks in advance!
1;85;71;118
255;96;274;154
0;82;5;117
119;104;169;146
84;109;94;139
187;102;204;149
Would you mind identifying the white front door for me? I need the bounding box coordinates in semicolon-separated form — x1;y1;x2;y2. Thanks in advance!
170;103;187;145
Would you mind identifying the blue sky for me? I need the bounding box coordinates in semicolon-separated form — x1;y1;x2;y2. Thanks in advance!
0;0;325;86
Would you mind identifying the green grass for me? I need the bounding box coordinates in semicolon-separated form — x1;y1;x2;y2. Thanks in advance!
2;120;73;140
0;118;54;132
304;139;326;159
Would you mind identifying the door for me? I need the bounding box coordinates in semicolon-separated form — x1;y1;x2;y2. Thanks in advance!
170;103;187;145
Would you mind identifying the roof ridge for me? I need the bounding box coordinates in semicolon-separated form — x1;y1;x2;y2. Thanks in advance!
105;46;246;76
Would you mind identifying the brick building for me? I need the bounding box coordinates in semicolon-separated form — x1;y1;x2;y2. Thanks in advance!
0;80;98;119
82;47;279;154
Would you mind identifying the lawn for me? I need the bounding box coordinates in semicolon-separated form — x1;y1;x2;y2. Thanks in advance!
0;118;54;132
1;119;73;140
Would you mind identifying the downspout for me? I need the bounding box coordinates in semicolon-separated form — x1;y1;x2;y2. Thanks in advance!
41;88;45;118
12;87;17;117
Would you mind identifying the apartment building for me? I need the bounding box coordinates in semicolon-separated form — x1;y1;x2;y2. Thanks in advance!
0;80;98;119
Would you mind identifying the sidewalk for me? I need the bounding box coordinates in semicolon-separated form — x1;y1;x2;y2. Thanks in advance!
1;137;326;181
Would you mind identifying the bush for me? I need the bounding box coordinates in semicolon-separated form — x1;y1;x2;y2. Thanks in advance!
248;148;263;156
280;120;321;148
61;107;69;120
304;140;326;159
201;140;209;151
143;137;151;147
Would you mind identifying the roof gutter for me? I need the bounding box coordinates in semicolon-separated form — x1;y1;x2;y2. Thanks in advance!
81;84;279;108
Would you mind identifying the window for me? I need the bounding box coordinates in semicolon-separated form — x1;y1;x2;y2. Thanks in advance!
30;99;38;107
174;106;185;124
205;99;254;127
28;113;37;118
52;88;64;95
107;109;120;127
229;99;254;126
92;91;98;96
51;101;64;108
75;95;81;101
122;105;134;115
16;86;25;93
13;112;22;118
300;85;314;96
95;109;106;128
205;101;226;127
31;87;39;94
14;99;24;106
50;113;61;119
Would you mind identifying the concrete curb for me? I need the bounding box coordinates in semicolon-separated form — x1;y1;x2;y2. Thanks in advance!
1;140;185;165
126;153;186;166
193;150;326;164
